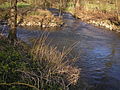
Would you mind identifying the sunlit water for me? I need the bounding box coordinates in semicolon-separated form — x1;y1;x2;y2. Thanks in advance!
1;9;120;90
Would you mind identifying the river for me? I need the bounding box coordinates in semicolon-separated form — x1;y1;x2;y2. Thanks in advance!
1;9;120;90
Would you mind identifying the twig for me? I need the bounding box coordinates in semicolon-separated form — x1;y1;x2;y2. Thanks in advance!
0;82;39;90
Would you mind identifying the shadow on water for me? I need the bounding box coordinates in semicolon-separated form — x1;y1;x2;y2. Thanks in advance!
1;8;120;90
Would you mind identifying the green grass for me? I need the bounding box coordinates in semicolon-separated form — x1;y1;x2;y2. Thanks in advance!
84;3;117;11
66;1;119;12
0;2;10;9
0;2;30;9
17;2;30;8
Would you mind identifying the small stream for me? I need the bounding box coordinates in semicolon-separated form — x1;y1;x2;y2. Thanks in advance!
1;9;120;90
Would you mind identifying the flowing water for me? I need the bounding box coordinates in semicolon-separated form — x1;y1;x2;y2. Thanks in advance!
1;9;120;90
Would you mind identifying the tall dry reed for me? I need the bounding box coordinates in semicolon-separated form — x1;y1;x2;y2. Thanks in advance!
20;34;80;90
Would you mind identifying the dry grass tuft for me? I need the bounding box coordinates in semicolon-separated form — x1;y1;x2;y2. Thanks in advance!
21;34;80;89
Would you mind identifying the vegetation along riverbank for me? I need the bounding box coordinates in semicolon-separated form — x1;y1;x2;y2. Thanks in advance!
66;0;120;32
0;34;80;90
0;2;64;29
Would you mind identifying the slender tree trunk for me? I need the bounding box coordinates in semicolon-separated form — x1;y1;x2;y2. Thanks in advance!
59;0;62;17
8;0;17;42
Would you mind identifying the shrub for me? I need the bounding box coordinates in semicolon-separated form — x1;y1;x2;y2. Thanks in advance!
20;35;80;90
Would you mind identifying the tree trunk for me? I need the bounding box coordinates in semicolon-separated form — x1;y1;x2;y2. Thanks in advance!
59;0;63;17
8;0;17;42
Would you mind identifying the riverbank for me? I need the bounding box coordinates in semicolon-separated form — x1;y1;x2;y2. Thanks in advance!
17;9;64;28
0;35;80;90
68;8;120;33
0;8;64;29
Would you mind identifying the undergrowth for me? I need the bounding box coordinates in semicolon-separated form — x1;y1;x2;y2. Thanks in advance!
0;35;80;90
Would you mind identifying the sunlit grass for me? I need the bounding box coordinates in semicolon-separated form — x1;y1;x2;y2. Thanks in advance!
66;1;119;13
0;2;10;9
0;2;30;9
84;3;117;11
17;2;30;8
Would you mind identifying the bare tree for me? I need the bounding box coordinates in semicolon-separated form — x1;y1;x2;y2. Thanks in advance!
8;0;17;42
